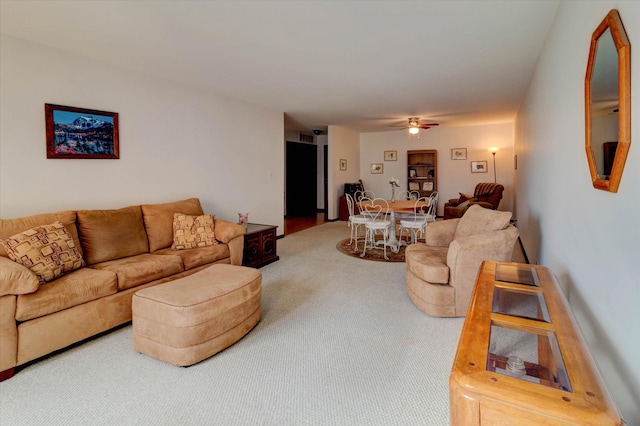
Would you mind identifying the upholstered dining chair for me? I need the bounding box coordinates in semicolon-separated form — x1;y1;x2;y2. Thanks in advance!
360;198;391;260
405;205;519;317
345;193;372;251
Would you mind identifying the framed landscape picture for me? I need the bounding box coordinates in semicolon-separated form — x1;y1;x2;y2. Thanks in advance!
471;161;488;173
45;104;119;159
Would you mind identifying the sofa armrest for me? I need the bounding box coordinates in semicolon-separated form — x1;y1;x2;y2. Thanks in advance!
214;219;246;244
447;198;460;206
0;257;39;297
226;235;244;266
0;294;18;372
424;218;459;247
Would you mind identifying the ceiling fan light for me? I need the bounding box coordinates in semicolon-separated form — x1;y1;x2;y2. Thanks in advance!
409;127;419;135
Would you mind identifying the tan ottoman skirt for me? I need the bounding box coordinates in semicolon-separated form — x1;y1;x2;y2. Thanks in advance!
132;264;261;366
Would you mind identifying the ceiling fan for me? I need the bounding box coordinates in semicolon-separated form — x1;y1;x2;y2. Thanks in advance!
391;117;439;134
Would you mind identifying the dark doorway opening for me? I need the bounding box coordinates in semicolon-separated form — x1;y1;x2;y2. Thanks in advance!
286;141;317;217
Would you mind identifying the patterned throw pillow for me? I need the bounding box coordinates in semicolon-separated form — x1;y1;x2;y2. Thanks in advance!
0;221;85;284
171;213;218;250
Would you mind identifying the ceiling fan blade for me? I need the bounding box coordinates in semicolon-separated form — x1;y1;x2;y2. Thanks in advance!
418;123;439;129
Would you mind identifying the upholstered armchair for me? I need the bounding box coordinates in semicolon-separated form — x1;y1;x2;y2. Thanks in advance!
443;182;504;220
405;205;519;317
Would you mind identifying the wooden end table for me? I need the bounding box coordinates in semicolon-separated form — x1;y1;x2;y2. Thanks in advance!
242;223;279;268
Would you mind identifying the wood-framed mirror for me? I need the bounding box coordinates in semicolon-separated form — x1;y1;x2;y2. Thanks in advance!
585;9;631;193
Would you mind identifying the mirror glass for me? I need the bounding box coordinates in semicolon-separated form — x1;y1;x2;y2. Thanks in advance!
585;10;630;193
590;29;618;180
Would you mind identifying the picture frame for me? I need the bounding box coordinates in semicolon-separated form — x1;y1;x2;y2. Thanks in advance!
451;148;467;160
422;181;434;191
471;160;488;173
370;163;383;174
384;150;397;161
409;181;420;191
45;104;119;159
409;169;417;178
340;159;347;171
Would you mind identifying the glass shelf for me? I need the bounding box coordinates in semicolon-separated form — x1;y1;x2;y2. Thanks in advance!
486;323;572;392
492;287;550;323
495;263;540;287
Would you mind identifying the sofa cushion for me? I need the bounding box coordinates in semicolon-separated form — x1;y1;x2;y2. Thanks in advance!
141;198;204;252
405;244;449;284
0;210;81;258
172;213;218;250
155;245;230;270
76;206;149;265
15;268;117;321
0;256;40;296
454;205;512;240
90;253;184;291
0;222;85;284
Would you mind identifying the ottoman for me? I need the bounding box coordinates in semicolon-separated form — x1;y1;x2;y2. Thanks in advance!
132;264;261;366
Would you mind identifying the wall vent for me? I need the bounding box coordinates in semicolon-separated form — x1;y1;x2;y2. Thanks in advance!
299;133;314;143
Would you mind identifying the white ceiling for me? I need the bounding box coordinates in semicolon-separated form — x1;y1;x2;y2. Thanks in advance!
0;0;560;133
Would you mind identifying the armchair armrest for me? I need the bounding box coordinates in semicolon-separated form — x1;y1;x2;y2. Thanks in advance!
424;218;459;247
447;198;460;206
0;257;39;297
467;201;494;210
446;226;519;315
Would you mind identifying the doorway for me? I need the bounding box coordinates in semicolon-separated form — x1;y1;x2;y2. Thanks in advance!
285;141;317;217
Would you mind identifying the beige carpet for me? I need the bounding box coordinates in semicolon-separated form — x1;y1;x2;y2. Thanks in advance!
0;222;463;425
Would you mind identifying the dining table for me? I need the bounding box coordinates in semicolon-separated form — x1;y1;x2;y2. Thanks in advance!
357;198;430;253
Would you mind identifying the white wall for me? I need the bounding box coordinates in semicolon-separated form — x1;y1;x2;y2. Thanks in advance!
0;35;284;233
328;125;360;219
360;123;514;217
515;1;640;421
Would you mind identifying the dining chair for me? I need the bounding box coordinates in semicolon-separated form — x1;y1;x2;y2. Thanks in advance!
360;198;391;260
398;197;430;244
424;191;438;223
398;192;438;244
345;193;372;251
397;190;420;201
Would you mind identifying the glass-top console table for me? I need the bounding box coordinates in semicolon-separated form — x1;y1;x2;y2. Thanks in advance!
449;261;621;425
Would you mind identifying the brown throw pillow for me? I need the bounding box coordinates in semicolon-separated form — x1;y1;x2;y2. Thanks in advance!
171;213;218;250
0;221;85;284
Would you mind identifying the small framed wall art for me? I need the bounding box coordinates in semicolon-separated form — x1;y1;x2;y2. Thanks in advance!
409;169;417;178
384;150;397;161
471;161;488;173
451;148;467;160
371;163;384;174
45;104;119;159
340;159;347;171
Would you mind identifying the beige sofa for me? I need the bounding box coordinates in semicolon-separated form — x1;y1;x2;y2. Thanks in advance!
405;205;519;317
0;198;246;380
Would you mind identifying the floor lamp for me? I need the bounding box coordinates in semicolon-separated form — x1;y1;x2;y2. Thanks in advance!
488;147;499;183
